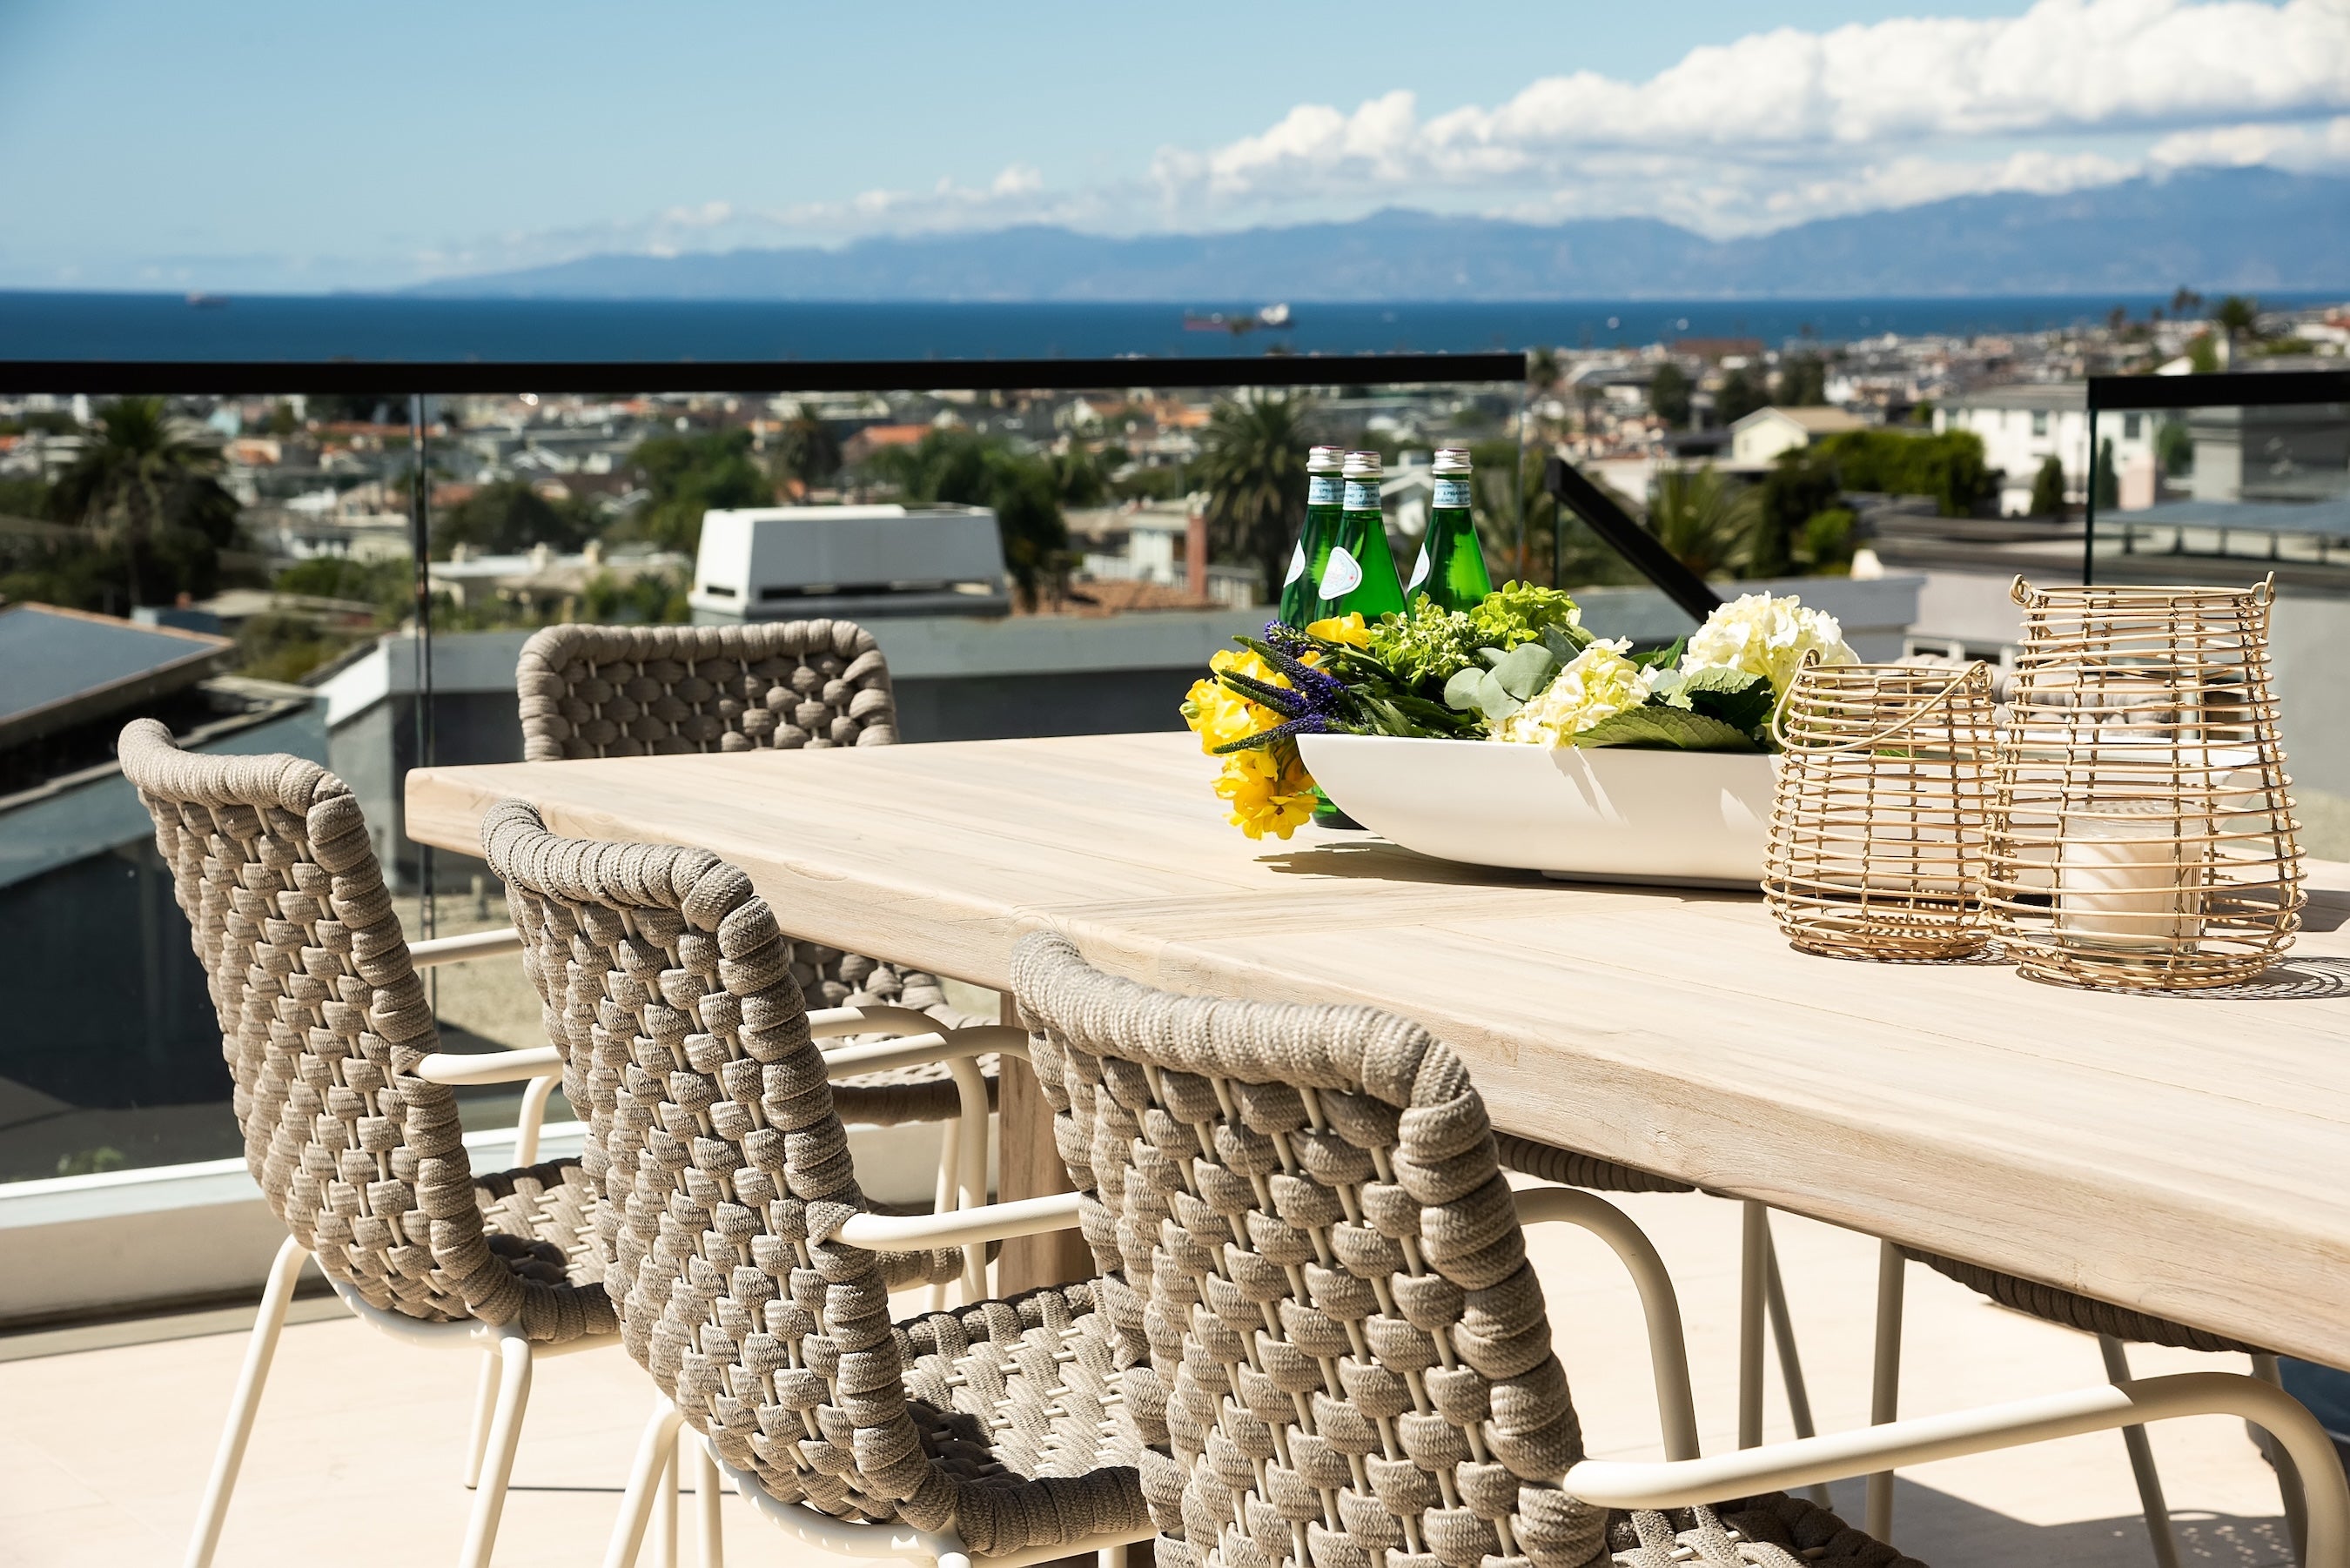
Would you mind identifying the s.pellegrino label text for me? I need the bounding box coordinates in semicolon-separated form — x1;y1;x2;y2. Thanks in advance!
1308;475;1340;506
1435;477;1472;510
1342;479;1379;512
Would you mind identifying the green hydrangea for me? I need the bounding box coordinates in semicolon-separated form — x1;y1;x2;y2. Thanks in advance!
1467;581;1589;653
1366;597;1480;687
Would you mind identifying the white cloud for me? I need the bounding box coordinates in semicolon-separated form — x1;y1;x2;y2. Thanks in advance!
1151;0;2350;231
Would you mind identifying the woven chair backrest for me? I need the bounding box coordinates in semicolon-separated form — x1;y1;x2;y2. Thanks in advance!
1010;931;1608;1568
483;800;983;1527
116;719;537;1327
516;620;896;761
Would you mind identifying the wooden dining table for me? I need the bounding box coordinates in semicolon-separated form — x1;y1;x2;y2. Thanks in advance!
406;730;2350;1368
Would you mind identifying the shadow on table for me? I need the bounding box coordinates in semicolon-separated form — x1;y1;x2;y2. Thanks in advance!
1814;1475;2296;1567
1255;838;1749;903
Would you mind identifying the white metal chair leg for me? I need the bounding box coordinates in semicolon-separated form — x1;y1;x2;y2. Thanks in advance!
462;1350;499;1488
457;1326;534;1568
654;1426;680;1568
1865;1238;1906;1545
1738;1200;1768;1451
1761;1220;1831;1507
928;1109;963;1310
2253;1352;2314;1565
2098;1335;2182;1568
185;1236;309;1568
1099;1545;1131;1568
603;1398;687;1568
688;1427;725;1568
948;1055;990;1302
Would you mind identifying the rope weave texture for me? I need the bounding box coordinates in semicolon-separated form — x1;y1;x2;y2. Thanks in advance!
118;720;614;1343
517;620;984;1127
1906;1251;2263;1355
1010;933;1923;1568
484;801;1148;1556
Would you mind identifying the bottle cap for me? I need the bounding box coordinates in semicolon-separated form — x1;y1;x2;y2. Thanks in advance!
1307;445;1344;470
1342;450;1383;477
1433;447;1474;473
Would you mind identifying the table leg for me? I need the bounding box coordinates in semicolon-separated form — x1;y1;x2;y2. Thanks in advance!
995;993;1093;1297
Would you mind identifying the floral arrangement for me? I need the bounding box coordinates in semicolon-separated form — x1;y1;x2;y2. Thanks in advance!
1183;586;1855;839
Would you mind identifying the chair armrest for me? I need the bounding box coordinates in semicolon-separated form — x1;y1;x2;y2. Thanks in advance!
414;1046;561;1086
411;928;527;967
809;1008;1031;1062
1515;1185;1700;1463
1562;1370;2348;1562
835;1190;1084;1251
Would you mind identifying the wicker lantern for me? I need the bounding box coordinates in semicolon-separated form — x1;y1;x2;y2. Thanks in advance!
1987;576;2303;989
1763;659;1998;960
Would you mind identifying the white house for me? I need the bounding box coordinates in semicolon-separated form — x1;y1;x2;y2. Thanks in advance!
1934;383;2160;516
1729;405;1870;466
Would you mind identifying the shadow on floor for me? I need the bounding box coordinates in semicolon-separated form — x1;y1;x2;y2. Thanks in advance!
1817;1474;2295;1567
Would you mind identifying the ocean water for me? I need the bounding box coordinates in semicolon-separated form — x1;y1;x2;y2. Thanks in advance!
5;291;2337;365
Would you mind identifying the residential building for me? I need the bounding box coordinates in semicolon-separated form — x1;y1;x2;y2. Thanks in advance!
1933;382;2160;516
1729;405;1870;466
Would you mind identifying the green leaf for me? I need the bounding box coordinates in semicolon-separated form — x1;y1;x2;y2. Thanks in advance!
1443;667;1487;711
1630;637;1687;672
1474;670;1525;720
1673;667;1776;736
1570;705;1763;753
1492;641;1558;700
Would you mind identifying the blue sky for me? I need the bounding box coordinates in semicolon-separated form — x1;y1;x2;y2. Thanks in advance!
2;0;2344;291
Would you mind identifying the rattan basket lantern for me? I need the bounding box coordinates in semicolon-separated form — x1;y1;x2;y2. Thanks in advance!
1988;576;2303;989
1763;659;1997;960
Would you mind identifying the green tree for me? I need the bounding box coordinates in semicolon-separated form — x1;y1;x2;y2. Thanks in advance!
2156;418;2193;477
1528;346;1561;395
772;404;842;494
866;429;1071;608
49;396;240;612
2187;332;2222;374
1814;429;1992;518
1794;507;1858;574
2210;294;2261;342
1051;444;1111;509
628;428;775;552
431;479;594;560
583;567;690;625
1776;353;1829;407
2028;455;2068;518
1716;366;1769;426
1755;449;1843;576
2093;438;2119;510
1195;395;1312;605
1645;465;1760;580
1649;363;1693;429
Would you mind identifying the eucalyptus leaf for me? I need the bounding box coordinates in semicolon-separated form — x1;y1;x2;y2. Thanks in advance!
1474;672;1526;720
1570;705;1762;753
1442;667;1488;711
1493;641;1559;700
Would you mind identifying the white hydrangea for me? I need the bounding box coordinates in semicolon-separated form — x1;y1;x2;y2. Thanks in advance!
1680;593;1856;695
1494;640;1655;746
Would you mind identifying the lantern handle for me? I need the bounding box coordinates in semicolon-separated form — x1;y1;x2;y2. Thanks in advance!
1769;655;1991;756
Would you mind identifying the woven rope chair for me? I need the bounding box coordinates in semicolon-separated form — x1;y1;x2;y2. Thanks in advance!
118;720;620;1568
481;801;1154;1568
516;620;995;1251
1010;931;2350;1568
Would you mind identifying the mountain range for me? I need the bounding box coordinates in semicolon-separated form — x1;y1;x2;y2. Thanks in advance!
411;168;2350;301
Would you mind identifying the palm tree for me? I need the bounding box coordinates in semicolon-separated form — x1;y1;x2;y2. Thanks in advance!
771;403;842;495
1196;394;1312;604
1644;464;1759;580
51;397;238;612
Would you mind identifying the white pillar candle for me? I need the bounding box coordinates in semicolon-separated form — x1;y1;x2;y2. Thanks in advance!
2054;799;2205;947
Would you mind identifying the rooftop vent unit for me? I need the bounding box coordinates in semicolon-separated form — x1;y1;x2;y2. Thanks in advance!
688;504;1009;623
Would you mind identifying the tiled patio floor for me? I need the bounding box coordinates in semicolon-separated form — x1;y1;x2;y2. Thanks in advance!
0;1188;2304;1567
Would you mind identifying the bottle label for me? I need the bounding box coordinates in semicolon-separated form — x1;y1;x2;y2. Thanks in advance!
1282;540;1306;586
1319;546;1363;599
1435;477;1472;510
1308;475;1340;506
1407;548;1430;593
1343;479;1380;511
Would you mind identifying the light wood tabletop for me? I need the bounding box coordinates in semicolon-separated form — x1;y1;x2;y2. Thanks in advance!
406;730;2350;1366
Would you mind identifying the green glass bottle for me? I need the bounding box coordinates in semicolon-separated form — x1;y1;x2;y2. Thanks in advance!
1279;445;1346;627
1407;447;1493;612
1312;450;1407;622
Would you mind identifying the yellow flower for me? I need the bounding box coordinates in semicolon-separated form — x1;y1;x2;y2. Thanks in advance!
1213;747;1319;841
1306;613;1371;648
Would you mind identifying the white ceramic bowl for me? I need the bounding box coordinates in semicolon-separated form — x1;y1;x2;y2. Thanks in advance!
1297;733;1779;888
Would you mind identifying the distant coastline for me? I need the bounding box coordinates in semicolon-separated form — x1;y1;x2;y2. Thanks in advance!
5;290;2345;365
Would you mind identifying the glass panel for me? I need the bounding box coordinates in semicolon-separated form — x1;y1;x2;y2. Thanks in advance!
0;386;416;1179
2085;392;2350;858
